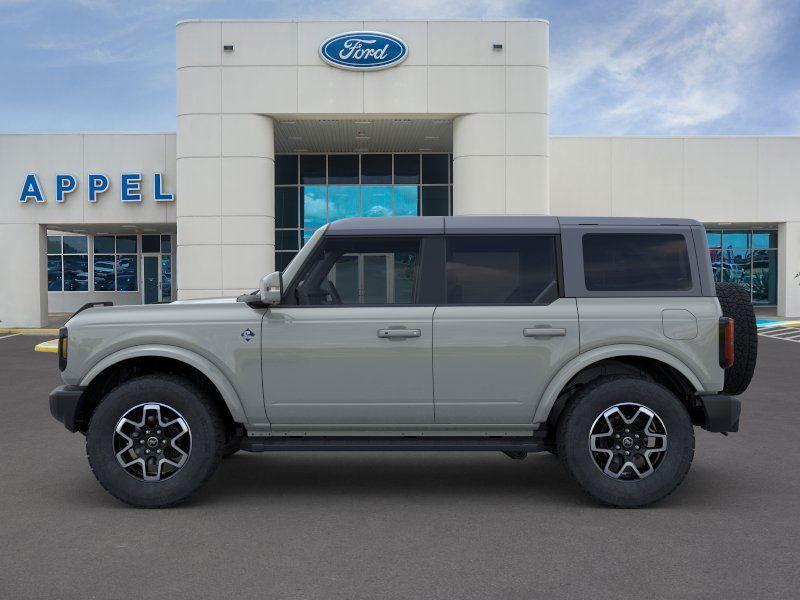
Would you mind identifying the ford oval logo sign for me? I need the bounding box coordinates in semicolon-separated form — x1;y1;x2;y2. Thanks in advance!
320;31;408;71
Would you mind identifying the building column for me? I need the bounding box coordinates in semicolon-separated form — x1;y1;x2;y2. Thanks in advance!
777;221;800;318
0;224;47;328
452;113;549;216
177;114;275;299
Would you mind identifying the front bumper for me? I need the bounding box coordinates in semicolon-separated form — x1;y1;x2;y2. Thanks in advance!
697;393;741;433
49;385;86;433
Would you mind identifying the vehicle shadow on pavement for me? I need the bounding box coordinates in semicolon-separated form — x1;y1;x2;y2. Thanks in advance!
186;451;730;509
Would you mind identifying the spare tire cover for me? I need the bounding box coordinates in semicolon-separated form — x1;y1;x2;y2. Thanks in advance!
715;282;758;395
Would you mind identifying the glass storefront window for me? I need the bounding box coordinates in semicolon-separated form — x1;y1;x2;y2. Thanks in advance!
93;255;115;291
361;186;392;217
328;186;359;221
161;255;172;301
275;153;453;271
47;256;62;291
394;186;419;216
63;255;89;291
707;228;778;306
302;186;327;229
47;234;88;292
116;255;137;291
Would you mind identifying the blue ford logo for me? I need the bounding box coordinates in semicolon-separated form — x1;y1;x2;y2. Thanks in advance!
320;31;408;71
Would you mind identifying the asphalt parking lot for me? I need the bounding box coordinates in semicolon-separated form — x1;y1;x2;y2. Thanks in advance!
1;333;798;599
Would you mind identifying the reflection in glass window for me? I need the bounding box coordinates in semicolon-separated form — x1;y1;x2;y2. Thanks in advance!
62;236;88;254
63;255;89;291
753;249;777;304
161;255;172;301
303;186;327;229
117;255;137;291
94;235;115;253
276;230;299;251
47;256;62;291
362;186;392;217
275;153;452;262
394;186;419;216
328;186;360;221
116;235;137;254
296;237;419;305
161;235;172;254
722;231;749;249
707;228;778;305
47;235;62;254
93;255;116;291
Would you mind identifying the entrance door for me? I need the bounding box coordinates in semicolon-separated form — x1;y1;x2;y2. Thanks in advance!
142;255;160;304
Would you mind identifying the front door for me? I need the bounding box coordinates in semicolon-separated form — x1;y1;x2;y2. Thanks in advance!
433;235;580;424
261;235;435;426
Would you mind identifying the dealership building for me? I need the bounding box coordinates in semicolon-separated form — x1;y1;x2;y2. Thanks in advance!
1;18;799;327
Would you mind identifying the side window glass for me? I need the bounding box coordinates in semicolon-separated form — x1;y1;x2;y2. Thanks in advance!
296;238;420;305
582;233;692;292
445;236;559;304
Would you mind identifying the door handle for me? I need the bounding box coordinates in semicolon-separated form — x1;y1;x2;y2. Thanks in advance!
523;327;566;337
378;329;422;339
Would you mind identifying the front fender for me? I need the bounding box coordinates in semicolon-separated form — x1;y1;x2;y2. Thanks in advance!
532;344;705;424
79;344;248;423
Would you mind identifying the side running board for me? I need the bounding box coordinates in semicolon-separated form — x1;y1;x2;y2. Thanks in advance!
240;436;546;453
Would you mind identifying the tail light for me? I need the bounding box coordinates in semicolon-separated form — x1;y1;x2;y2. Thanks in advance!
719;317;734;369
58;327;68;372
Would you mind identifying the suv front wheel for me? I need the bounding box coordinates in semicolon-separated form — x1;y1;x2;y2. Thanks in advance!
557;376;695;508
86;375;225;508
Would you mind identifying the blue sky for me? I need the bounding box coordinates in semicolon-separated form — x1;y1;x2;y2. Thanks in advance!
0;0;798;135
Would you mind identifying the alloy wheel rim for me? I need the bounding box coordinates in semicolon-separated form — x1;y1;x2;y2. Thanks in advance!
589;403;668;480
113;403;191;482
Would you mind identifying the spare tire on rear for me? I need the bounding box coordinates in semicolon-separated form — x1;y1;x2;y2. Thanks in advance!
715;282;757;395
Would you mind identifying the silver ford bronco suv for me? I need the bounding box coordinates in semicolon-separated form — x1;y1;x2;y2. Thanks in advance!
49;216;757;508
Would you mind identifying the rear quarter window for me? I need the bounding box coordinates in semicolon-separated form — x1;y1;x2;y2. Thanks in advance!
582;233;693;292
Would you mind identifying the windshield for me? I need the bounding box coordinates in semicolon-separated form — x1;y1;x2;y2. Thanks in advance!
281;225;328;286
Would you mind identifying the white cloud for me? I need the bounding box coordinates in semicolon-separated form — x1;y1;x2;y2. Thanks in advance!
551;0;791;133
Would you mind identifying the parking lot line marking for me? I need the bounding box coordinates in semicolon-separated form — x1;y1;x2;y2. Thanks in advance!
0;333;21;341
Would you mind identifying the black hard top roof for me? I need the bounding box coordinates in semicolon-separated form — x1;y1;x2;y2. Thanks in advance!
325;215;702;236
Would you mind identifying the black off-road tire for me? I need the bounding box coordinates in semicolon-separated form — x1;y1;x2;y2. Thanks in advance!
715;282;758;395
86;375;225;508
557;376;694;508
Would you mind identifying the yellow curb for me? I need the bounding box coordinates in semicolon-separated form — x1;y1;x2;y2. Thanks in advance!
0;328;59;335
34;339;59;353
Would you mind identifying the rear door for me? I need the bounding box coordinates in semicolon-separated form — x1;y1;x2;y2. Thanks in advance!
433;235;579;424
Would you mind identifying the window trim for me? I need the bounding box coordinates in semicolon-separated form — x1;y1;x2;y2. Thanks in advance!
441;234;563;306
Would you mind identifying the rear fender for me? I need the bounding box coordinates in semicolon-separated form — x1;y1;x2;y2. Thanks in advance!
533;344;704;424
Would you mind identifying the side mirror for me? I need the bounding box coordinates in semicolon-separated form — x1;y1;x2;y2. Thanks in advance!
259;271;283;305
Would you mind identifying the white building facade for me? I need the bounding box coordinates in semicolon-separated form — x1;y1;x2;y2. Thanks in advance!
1;19;799;327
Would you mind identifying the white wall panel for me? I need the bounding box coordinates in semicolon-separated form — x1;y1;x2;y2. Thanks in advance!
610;138;683;217
427;21;505;66
221;21;298;66
176;21;220;68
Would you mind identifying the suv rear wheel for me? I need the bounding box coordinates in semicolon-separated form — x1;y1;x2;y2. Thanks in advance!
86;374;225;508
557;376;694;508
